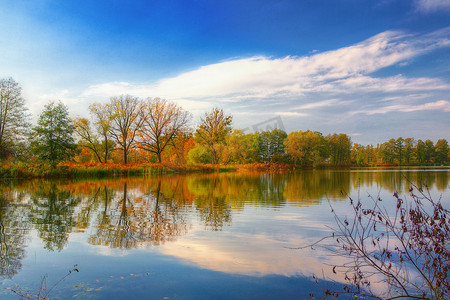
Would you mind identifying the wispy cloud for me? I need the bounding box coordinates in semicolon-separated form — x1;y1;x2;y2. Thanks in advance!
83;28;450;105
78;28;450;143
350;100;450;115
415;0;450;13
294;99;344;110
275;111;309;117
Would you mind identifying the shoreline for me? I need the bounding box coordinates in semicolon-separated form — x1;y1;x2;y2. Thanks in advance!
1;162;449;179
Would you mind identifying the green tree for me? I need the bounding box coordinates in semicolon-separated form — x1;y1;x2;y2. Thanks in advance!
187;144;212;164
416;139;426;164
256;129;287;162
326;133;352;165
32;101;76;167
365;144;375;165
403;138;415;164
394;137;404;164
378;139;397;164
0;78;30;160
434;139;449;164
351;143;365;165
415;139;436;164
424;139;435;163
195;108;232;164
222;130;259;164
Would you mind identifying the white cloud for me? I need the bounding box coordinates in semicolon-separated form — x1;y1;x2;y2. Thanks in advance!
294;99;343;110
82;28;450;106
350;100;450;115
415;0;450;12
334;75;449;93
31;89;89;121
381;94;430;102
93;245;129;257
275;111;309;117
77;28;450;142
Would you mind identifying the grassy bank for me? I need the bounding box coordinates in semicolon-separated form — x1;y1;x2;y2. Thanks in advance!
3;162;444;179
0;162;229;179
0;162;298;179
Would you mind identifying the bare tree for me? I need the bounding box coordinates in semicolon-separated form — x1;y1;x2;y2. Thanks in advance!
0;78;30;159
138;98;191;163
107;95;144;164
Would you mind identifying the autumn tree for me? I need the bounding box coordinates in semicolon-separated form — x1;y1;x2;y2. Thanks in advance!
31;101;76;167
107;95;144;164
89;103;115;163
352;143;365;165
0;78;30;159
222;130;259;164
74;103;115;163
162;133;195;165
74;117;109;163
195;108;232;164
138;98;191;163
284;130;328;167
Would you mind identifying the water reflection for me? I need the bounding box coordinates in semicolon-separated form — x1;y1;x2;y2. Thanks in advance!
29;182;81;251
88;180;191;248
0;169;448;282
0;188;31;278
283;170;350;204
350;168;449;193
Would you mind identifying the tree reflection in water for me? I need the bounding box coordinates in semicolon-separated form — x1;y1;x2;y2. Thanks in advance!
0;189;31;278
0;169;447;280
29;183;81;251
187;175;231;230
89;180;191;248
283;170;351;205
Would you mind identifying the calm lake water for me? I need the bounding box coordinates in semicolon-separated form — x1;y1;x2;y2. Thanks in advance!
1;168;449;299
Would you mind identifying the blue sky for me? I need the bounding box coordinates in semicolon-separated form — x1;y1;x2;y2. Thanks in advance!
1;0;450;144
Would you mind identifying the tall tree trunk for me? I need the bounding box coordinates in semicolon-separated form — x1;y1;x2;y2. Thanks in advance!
104;136;109;163
157;151;162;163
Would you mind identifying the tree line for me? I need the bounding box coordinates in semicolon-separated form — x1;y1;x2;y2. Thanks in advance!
1;78;448;167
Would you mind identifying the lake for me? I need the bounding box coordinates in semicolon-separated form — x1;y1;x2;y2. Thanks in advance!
0;168;449;299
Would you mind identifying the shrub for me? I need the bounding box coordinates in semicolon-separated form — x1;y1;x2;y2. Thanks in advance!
309;185;449;299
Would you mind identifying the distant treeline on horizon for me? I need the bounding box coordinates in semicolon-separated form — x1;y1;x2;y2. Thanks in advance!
1;77;448;167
